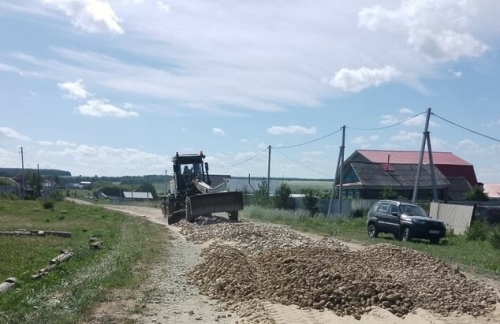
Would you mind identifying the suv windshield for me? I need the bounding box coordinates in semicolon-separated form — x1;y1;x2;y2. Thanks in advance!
400;204;428;217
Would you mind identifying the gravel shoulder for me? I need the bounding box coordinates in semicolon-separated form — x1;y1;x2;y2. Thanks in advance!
78;202;499;324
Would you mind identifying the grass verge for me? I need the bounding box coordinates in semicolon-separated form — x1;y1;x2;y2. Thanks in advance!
242;205;500;277
0;199;169;324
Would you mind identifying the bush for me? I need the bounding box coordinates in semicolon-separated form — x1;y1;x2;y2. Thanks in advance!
446;225;455;237
465;220;490;241
350;208;364;218
42;200;54;210
489;226;500;249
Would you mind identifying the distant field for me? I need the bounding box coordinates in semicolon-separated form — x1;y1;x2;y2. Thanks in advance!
285;180;333;192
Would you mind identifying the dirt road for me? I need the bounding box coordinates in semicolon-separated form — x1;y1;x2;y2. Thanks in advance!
79;202;499;324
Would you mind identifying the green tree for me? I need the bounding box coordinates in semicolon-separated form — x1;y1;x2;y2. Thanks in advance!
274;182;292;209
464;186;489;201
253;179;271;207
380;186;397;199
302;189;319;216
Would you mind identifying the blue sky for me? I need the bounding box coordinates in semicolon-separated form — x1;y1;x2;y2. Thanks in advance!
1;0;500;182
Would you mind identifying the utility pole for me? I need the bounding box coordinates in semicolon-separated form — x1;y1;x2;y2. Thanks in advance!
412;108;438;203
328;126;345;216
338;125;346;215
267;145;271;198
20;147;25;199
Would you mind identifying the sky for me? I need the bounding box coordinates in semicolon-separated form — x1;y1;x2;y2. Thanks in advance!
1;0;500;182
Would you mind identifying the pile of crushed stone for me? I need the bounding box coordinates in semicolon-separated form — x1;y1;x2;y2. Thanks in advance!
176;218;498;319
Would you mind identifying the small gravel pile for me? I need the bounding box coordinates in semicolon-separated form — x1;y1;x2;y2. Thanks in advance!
181;218;498;319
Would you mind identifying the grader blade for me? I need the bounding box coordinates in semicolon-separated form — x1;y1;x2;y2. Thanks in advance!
187;191;243;217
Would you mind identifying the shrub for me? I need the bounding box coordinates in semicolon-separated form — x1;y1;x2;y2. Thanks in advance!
350;208;364;218
489;226;500;250
42;200;54;210
446;225;455;237
465;220;490;241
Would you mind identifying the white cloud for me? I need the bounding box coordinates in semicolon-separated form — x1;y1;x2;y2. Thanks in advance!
458;139;479;150
0;63;20;73
258;143;267;150
447;69;463;78
380;115;399;126
267;125;317;135
212;128;226;136
358;0;488;62
329;66;400;92
76;99;139;117
390;130;421;143
58;79;90;99
39;140;77;147
408;29;488;62
380;113;436;127
156;0;170;12
240;139;248;143
399;108;413;114
0;127;30;140
483;119;500;127
302;151;325;157
351;135;379;145
43;0;124;34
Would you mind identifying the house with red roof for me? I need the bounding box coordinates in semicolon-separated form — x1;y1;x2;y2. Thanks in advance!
337;150;478;201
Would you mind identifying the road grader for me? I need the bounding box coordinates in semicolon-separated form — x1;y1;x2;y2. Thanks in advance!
161;151;243;224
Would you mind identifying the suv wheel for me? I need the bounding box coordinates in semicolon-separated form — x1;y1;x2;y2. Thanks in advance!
401;227;411;242
367;223;378;238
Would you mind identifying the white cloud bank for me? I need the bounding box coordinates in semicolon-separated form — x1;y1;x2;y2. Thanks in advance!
267;125;317;135
43;0;124;34
76;99;139;117
329;66;401;92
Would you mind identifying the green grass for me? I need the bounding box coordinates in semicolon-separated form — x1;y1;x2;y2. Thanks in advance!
0;199;169;324
242;205;500;277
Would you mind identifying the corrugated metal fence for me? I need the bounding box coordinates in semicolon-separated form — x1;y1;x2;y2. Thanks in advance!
429;202;474;235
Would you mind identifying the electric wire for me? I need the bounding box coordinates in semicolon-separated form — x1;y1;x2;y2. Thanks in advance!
213;147;268;168
273;128;343;150
346;110;427;131
273;149;333;178
432;112;500;143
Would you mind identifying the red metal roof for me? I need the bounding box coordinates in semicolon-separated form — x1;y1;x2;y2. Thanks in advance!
356;150;477;186
357;150;472;165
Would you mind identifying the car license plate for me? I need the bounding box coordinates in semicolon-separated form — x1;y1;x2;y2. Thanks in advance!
429;230;440;234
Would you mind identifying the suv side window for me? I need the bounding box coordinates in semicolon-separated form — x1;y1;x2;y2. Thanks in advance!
370;202;381;212
389;204;399;215
377;203;390;214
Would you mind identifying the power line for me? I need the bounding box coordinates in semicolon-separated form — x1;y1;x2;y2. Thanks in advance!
213;147;268;168
432;112;500;143
274;149;333;178
274;128;343;150
347;110;427;131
